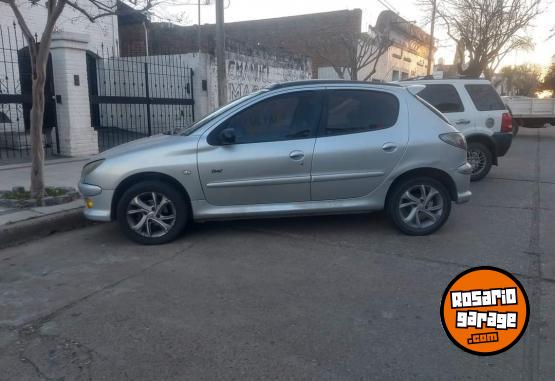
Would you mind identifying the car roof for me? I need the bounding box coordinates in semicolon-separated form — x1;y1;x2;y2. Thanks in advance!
397;77;492;85
268;80;402;90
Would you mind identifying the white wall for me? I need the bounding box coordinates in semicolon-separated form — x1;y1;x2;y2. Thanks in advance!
0;1;118;141
94;48;313;135
208;49;312;110
0;2;118;54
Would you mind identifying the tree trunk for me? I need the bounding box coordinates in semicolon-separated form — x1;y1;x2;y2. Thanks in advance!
460;60;484;77
29;53;47;202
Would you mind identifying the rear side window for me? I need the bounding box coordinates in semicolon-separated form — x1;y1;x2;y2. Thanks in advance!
323;90;399;136
464;84;505;111
416;84;464;113
413;94;450;124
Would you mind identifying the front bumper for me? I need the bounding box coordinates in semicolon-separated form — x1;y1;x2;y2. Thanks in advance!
492;132;513;157
78;182;113;222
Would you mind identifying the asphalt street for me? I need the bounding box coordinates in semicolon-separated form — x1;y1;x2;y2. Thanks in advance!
1;127;554;380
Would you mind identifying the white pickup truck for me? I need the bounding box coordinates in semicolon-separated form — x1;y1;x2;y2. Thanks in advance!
502;96;555;136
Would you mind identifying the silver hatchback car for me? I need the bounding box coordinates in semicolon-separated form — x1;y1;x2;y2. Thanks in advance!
79;80;472;244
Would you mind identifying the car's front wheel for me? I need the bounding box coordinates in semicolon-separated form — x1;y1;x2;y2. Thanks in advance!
467;142;493;181
117;181;188;245
387;177;451;235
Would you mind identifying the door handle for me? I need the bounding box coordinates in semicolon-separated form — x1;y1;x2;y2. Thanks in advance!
455;119;471;125
382;142;398;152
289;150;305;160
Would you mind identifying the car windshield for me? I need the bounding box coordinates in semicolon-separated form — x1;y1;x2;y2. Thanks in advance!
174;90;267;135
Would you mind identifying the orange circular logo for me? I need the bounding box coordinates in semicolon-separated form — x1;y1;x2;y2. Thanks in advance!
440;266;529;356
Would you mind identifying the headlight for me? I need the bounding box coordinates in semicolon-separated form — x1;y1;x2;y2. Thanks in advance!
80;159;105;181
439;133;467;150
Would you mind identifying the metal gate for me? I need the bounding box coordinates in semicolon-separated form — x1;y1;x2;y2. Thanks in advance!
0;22;59;163
87;47;195;152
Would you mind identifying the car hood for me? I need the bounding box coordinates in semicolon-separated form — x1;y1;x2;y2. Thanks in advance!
97;134;192;159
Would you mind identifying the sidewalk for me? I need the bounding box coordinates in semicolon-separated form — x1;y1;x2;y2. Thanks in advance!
0;157;90;227
0;157;89;189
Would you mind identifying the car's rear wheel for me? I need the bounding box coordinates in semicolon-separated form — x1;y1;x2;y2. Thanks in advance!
117;181;187;245
467;142;493;181
387;177;451;235
512;121;520;137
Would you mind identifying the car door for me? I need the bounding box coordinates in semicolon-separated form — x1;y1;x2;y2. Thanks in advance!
311;88;408;201
415;83;473;131
197;90;323;206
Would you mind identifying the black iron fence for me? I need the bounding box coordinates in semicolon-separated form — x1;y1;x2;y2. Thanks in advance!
0;22;59;163
87;44;195;152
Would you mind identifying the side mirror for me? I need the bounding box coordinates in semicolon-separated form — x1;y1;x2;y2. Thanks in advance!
219;127;236;145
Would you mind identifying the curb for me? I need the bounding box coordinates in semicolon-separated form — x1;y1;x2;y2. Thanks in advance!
0;208;95;249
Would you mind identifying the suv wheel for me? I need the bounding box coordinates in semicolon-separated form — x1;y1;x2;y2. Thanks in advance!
467;142;493;181
387;177;451;235
117;181;187;245
512;121;520;137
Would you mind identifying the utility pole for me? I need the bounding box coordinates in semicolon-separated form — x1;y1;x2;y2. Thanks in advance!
197;0;202;53
215;0;227;106
427;0;437;76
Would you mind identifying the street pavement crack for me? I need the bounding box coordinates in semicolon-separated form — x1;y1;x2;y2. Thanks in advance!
7;243;195;380
15;242;196;331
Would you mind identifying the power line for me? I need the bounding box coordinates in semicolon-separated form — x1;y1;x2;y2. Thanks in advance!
382;0;400;14
377;0;399;14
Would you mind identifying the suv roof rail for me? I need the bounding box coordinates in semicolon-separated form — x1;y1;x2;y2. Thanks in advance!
399;75;485;82
268;80;401;90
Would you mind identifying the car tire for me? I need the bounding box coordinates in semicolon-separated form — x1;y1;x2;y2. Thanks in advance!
387;177;452;236
117;181;188;245
467;142;493;181
512;121;520;137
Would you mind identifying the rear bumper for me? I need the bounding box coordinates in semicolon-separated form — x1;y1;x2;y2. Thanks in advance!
492;132;513;157
453;163;472;204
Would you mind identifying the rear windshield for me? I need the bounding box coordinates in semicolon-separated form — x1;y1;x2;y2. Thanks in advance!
464;84;506;111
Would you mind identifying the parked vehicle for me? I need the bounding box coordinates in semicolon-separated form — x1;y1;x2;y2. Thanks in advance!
399;78;513;181
79;80;472;244
502;96;555;137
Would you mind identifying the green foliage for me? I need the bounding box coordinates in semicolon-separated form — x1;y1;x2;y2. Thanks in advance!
499;64;542;96
2;186;67;200
540;64;555;92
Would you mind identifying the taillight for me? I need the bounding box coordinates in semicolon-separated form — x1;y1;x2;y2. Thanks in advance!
439;132;467;150
501;112;512;133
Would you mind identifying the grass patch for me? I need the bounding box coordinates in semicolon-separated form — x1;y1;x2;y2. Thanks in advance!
2;187;68;200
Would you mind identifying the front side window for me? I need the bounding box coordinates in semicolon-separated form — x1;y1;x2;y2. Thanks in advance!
416;84;464;113
323;90;399;136
464;84;505;111
209;91;323;145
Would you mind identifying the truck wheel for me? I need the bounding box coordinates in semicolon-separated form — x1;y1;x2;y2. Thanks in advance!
467;142;493;182
513;121;520;137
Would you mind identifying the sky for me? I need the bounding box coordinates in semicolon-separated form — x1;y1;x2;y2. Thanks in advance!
173;0;555;70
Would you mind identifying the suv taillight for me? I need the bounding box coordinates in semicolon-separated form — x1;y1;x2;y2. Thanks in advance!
501;112;512;133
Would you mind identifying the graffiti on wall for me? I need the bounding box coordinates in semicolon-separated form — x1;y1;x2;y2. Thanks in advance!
226;53;312;101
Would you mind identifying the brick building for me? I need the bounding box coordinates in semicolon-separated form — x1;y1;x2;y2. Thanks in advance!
119;9;362;78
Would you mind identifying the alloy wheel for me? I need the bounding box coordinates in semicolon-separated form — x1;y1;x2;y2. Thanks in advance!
398;184;444;229
126;192;176;238
467;148;486;176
